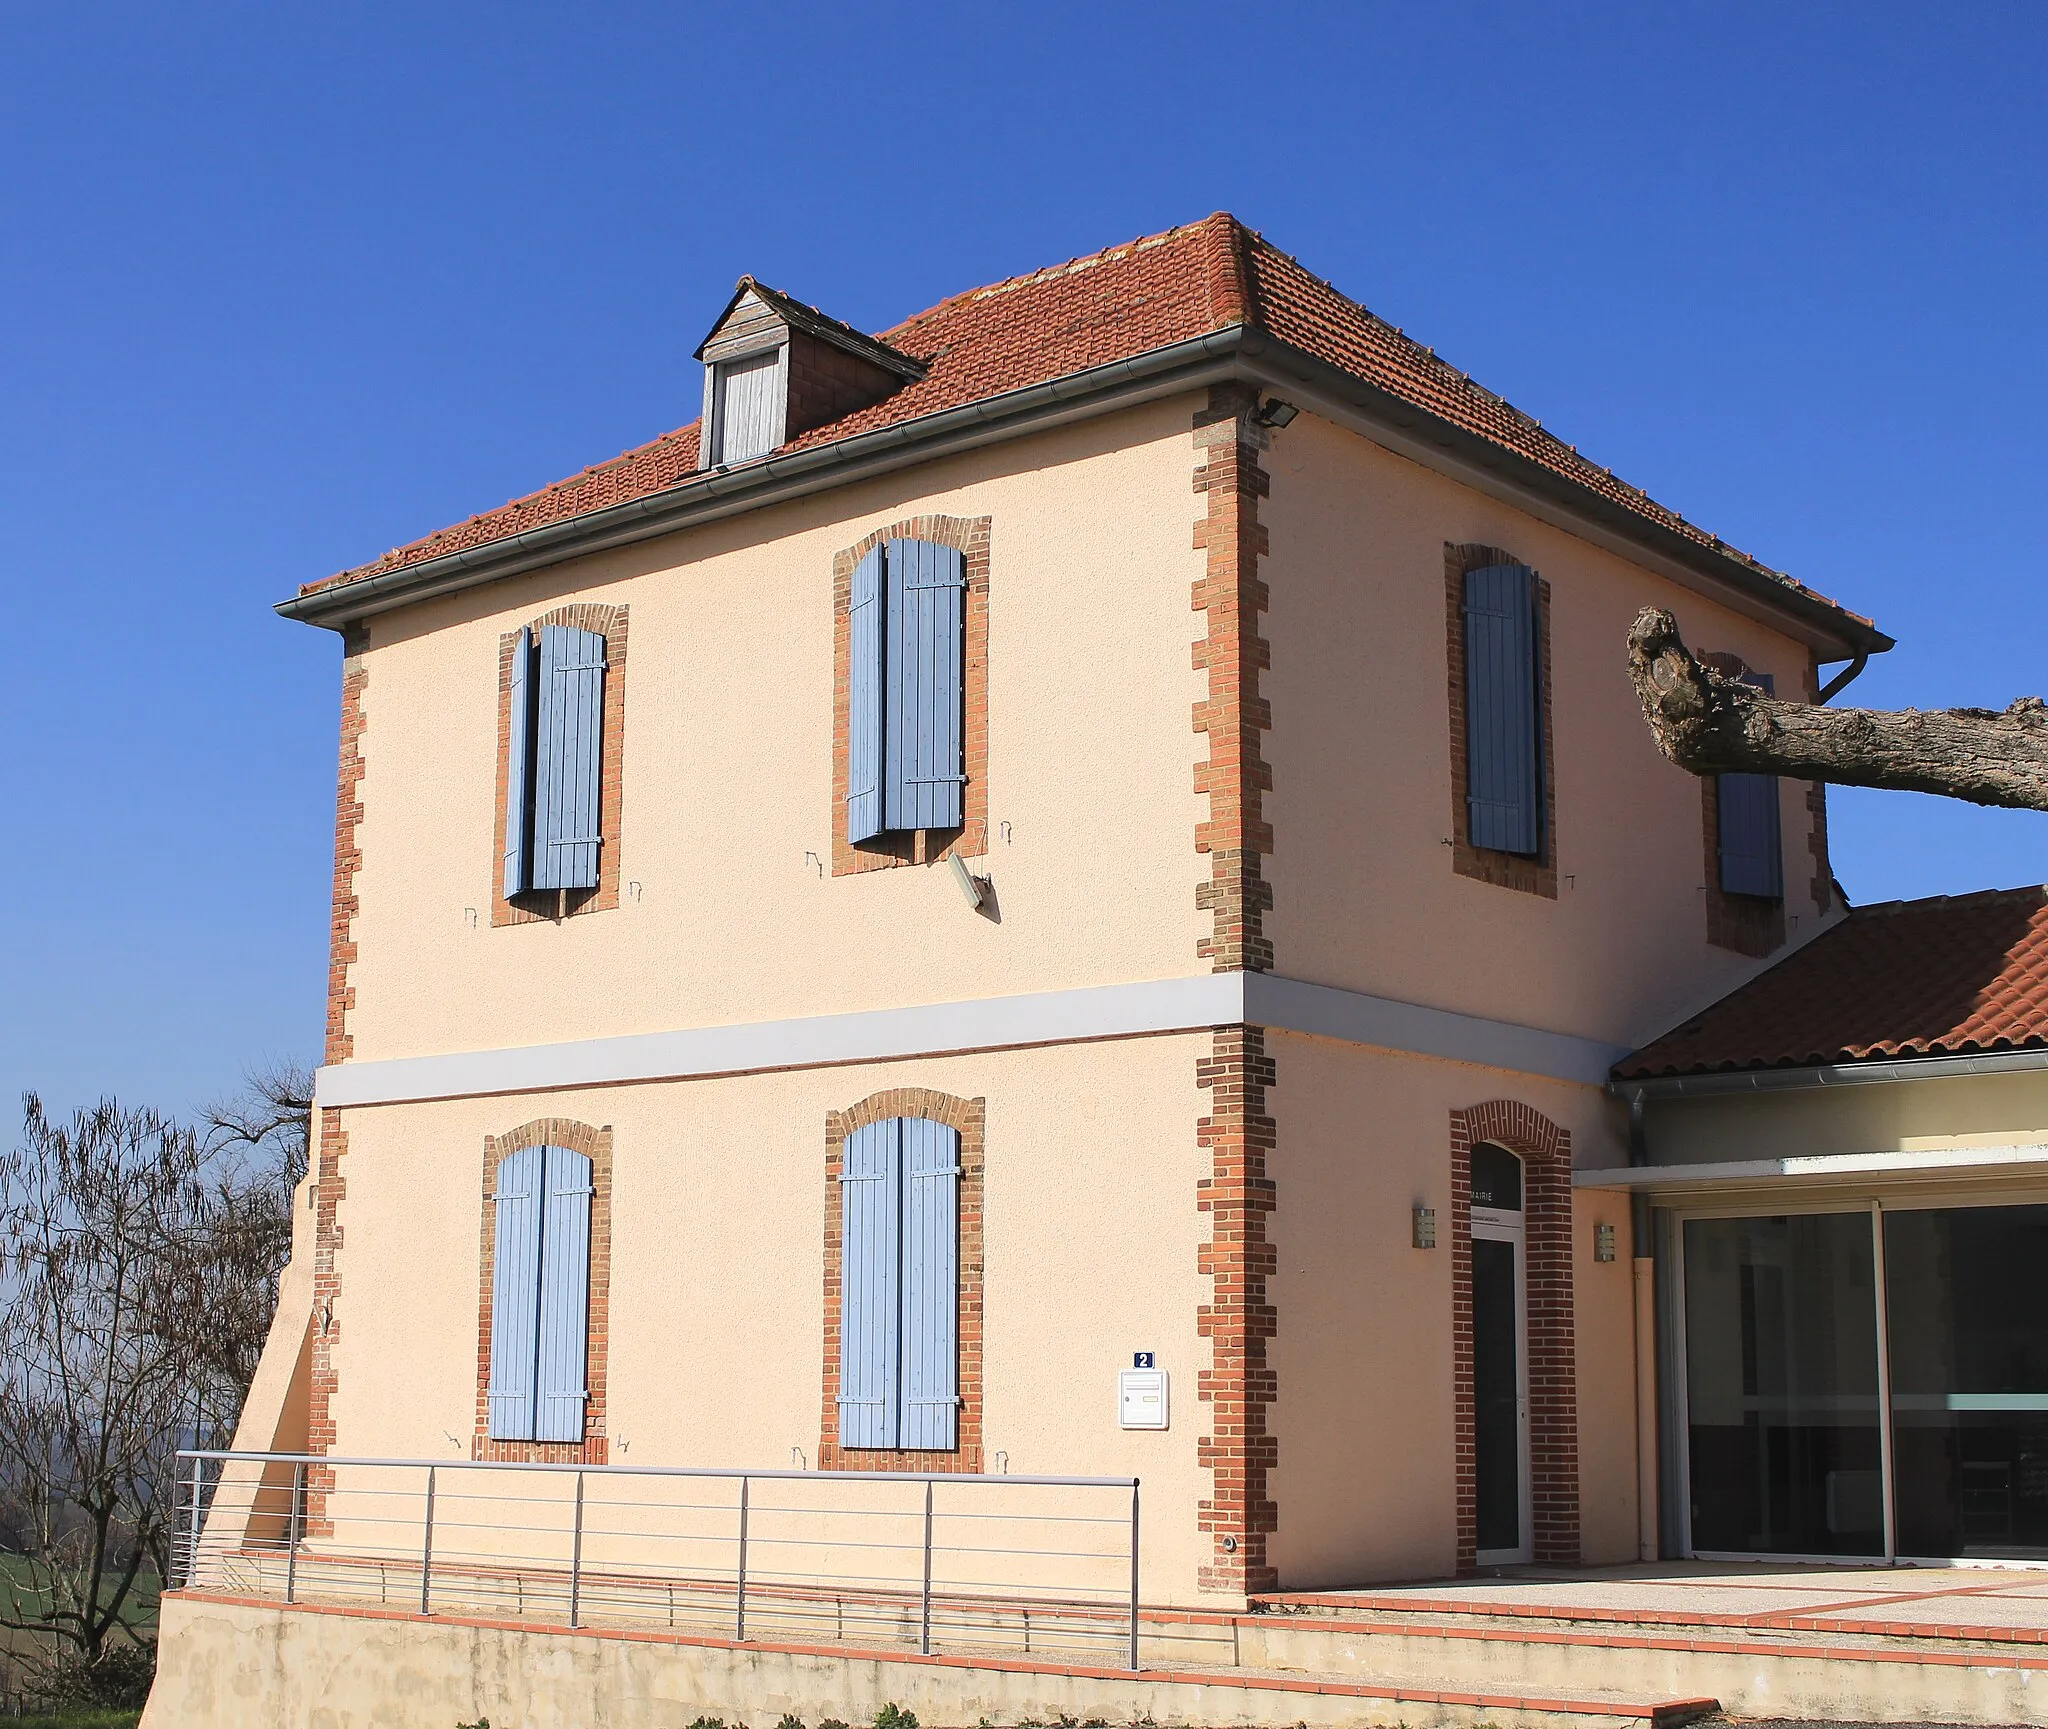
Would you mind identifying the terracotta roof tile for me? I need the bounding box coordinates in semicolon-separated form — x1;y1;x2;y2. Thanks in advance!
303;212;1867;631
1617;887;2048;1079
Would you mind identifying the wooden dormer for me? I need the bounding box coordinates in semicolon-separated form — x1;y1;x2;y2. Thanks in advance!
695;278;926;469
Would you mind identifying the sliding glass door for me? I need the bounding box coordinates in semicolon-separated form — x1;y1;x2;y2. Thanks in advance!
1677;1198;2048;1563
1682;1213;1885;1557
1886;1204;2048;1560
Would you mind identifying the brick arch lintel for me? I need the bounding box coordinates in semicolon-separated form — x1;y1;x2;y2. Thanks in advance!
834;514;987;573
1456;1098;1569;1166
1450;1099;1578;1573
819;1087;985;1474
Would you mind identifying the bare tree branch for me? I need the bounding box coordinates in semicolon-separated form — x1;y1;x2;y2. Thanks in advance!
1626;607;2048;811
0;1074;305;1692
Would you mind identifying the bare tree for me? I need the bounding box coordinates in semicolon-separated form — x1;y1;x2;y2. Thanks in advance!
0;1077;305;1695
192;1062;313;1395
1626;606;2048;811
0;1097;205;1674
198;1059;312;1197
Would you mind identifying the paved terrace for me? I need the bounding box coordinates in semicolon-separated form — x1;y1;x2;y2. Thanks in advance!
1260;1559;2048;1642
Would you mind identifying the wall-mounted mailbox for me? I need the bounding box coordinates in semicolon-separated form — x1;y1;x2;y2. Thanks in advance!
1119;1368;1169;1430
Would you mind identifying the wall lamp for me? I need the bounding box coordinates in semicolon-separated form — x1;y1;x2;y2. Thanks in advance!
1255;397;1300;428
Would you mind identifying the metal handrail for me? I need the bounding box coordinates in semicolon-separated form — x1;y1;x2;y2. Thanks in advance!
175;1448;1143;1670
179;1449;1136;1488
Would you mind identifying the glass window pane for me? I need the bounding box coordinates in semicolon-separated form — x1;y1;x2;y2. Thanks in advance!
1472;1144;1523;1211
1886;1204;2048;1559
1684;1213;1883;1556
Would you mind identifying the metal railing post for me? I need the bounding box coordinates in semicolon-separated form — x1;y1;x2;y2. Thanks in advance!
184;1455;206;1588
735;1475;751;1641
919;1479;934;1656
569;1470;586;1629
286;1461;305;1604
419;1466;437;1615
1128;1479;1141;1672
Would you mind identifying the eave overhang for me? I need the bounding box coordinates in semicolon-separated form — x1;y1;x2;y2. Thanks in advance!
278;326;1893;662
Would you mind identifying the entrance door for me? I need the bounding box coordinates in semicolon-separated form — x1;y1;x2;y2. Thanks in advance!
1472;1144;1531;1565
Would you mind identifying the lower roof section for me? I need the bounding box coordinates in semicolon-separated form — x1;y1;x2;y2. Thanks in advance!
313;971;1631;1109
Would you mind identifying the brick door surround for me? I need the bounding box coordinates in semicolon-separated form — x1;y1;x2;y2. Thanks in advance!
1449;1100;1578;1572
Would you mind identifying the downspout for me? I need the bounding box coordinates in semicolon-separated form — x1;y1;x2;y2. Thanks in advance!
1626;1086;1659;1561
1817;651;1870;704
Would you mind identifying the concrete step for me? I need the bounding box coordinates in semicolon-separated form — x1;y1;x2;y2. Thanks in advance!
156;1591;1723;1729
1146;1600;2048;1725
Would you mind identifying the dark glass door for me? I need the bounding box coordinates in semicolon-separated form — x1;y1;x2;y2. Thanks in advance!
1683;1212;1884;1556
1886;1204;2048;1559
1474;1234;1522;1555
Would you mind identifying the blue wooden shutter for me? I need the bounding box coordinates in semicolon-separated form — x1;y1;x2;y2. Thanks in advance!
883;539;967;832
487;1146;545;1441
1718;672;1782;897
1463;564;1542;855
837;1119;901;1449
900;1118;961;1450
847;546;885;845
503;628;537;897
533;624;606;891
534;1147;593;1444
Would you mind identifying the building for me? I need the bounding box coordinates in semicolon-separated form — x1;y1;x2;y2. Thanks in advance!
151;213;1912;1726
1601;884;2048;1566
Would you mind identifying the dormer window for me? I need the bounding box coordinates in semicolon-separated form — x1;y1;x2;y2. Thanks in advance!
696;277;926;471
709;348;784;465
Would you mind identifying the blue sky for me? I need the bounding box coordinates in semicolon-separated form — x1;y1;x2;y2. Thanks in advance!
1;3;2042;1119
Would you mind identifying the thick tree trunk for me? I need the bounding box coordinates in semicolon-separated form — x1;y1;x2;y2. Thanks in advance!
1626;607;2048;812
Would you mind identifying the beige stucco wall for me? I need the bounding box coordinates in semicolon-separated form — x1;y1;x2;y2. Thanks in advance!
1261;412;1836;1052
1263;1035;1639;1587
1646;1068;2048;1167
344;396;1208;1066
323;1033;1213;1599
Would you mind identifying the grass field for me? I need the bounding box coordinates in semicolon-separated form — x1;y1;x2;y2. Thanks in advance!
1;1712;143;1729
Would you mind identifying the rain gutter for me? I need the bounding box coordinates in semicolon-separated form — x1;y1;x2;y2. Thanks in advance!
1610;1045;2048;1104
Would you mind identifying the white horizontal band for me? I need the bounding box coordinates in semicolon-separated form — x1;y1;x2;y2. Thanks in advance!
314;972;1629;1109
1574;1142;2048;1191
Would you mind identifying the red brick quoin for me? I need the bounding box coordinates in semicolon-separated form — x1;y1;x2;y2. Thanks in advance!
303;622;368;1537
1449;1100;1578;1572
1196;1026;1279;1594
818;1088;985;1473
1191;380;1280;1595
471;1118;614;1465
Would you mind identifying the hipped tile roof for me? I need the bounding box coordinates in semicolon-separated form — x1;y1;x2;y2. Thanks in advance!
303;212;1867;629
1617;887;2048;1079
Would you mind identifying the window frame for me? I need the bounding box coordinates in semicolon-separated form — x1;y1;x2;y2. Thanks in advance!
1444;543;1558;899
831;517;990;876
473;1118;612;1465
491;603;629;925
819;1088;985;1472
